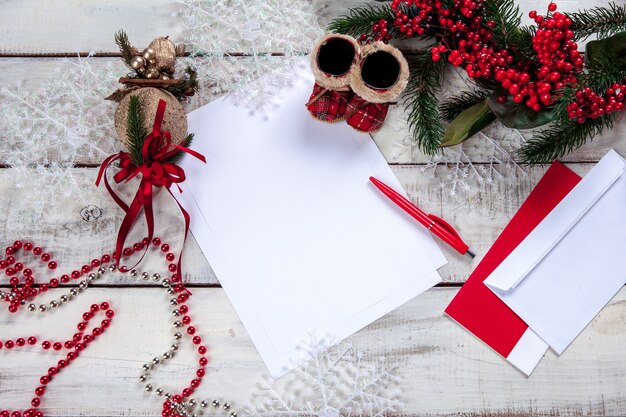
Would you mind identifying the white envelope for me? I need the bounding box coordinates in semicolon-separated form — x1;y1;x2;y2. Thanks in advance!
175;61;447;376
485;149;626;354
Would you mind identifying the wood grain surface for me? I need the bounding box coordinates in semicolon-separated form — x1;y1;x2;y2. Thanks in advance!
0;0;625;416
1;58;625;165
1;287;625;416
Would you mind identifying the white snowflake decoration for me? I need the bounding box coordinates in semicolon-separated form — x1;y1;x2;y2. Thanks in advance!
249;335;402;417
385;66;529;197
176;0;323;114
176;0;321;56
0;55;123;212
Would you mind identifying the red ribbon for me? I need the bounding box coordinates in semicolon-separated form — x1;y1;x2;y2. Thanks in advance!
96;99;205;293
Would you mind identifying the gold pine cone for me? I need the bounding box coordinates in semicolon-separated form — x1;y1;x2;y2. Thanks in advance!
114;87;188;150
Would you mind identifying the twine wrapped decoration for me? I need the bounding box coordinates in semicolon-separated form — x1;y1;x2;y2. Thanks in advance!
114;87;188;148
102;30;202;291
98;99;205;292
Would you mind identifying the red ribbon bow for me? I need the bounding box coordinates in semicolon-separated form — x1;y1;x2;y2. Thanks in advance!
96;99;205;291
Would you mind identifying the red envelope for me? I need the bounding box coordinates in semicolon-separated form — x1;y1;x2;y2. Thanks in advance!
445;161;581;375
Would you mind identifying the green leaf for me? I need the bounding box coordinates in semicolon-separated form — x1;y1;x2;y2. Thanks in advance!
487;89;558;129
439;89;492;122
441;100;496;147
585;31;626;69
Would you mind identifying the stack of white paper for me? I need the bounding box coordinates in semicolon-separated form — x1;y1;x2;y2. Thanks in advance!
175;62;447;377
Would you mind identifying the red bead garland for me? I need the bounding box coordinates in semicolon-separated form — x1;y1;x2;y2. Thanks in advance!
0;238;209;417
0;302;114;417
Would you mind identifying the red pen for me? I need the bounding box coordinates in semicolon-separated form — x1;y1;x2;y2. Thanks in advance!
370;176;475;259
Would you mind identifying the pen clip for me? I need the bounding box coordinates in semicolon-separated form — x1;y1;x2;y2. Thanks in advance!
427;213;461;240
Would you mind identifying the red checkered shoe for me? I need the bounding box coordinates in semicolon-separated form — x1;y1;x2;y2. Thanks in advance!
346;42;409;133
345;95;390;133
306;34;359;123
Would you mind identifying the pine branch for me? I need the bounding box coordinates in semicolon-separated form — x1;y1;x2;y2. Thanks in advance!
125;95;148;165
166;66;199;99
327;4;395;37
440;89;491;122
167;133;194;164
581;58;626;93
509;26;537;61
569;2;626;42
484;0;522;49
327;4;438;39
115;29;135;68
518;115;616;163
403;53;445;156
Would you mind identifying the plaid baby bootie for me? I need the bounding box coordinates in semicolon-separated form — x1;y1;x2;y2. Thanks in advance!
346;42;409;133
306;34;359;123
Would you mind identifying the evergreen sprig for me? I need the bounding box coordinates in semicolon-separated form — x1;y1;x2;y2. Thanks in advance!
115;29;135;69
519;115;616;164
125;95;148;165
484;0;522;50
404;53;445;156
569;2;626;42
166;66;199;100
327;4;437;39
509;25;537;61
440;89;491;122
327;4;395;37
167;134;195;164
581;58;626;93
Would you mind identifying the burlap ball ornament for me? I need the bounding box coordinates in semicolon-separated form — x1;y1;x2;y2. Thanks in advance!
114;87;188;148
149;37;177;74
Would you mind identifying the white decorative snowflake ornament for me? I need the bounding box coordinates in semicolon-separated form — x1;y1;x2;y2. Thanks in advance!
249;335;403;417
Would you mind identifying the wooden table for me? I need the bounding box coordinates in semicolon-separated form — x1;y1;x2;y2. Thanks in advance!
1;1;625;416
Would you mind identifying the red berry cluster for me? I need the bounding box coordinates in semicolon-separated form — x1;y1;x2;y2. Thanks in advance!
365;0;483;43
567;84;626;123
363;1;626;118
522;6;582;109
360;18;392;43
444;2;583;112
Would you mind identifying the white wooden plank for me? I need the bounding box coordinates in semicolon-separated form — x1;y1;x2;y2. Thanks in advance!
0;287;624;415
2;58;625;166
0;163;595;286
0;0;183;55
2;0;616;54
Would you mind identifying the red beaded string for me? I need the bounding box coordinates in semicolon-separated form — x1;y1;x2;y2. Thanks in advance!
0;238;208;417
0;302;114;417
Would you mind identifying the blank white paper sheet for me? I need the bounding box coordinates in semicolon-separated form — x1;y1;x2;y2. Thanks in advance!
176;62;447;377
